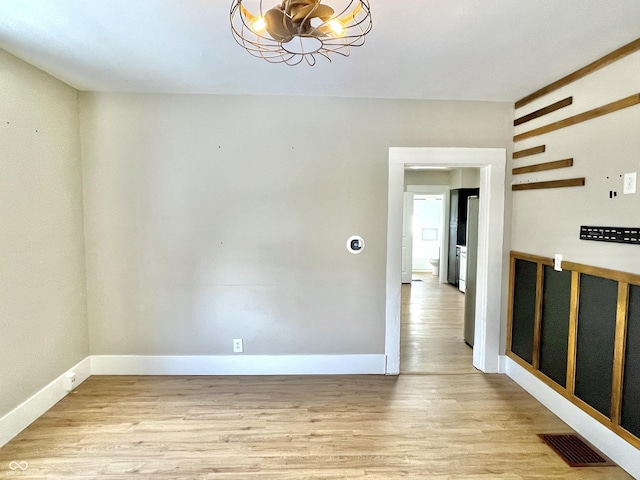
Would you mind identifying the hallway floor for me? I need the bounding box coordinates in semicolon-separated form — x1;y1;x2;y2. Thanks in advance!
400;271;476;375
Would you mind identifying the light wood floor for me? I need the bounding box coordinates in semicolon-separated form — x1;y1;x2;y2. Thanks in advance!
0;275;632;479
401;272;476;375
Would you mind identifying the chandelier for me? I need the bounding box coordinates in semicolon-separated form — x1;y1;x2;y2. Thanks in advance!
230;0;372;66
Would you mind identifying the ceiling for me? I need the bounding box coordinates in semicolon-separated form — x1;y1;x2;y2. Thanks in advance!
1;1;639;102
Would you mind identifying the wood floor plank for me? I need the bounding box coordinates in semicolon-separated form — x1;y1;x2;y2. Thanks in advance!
0;273;632;478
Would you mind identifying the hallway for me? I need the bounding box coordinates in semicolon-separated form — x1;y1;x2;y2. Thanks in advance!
400;271;477;375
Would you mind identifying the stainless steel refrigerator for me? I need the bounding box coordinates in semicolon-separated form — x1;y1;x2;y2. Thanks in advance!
464;197;479;347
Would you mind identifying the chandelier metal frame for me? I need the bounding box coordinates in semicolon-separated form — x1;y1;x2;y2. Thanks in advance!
230;0;372;66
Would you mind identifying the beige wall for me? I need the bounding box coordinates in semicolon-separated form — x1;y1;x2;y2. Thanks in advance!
404;169;450;186
512;50;640;274
80;93;513;356
404;168;480;189
448;168;481;189
0;51;88;417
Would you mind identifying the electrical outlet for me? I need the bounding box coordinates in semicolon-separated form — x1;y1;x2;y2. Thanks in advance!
623;172;637;194
63;372;77;392
233;338;243;353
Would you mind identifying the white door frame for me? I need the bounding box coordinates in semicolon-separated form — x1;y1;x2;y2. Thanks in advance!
401;192;414;284
385;147;506;374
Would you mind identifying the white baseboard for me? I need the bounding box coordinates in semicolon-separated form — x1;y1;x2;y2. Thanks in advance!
0;357;91;448
498;355;507;374
505;357;640;479
0;354;384;448
90;354;387;376
4;354;637;478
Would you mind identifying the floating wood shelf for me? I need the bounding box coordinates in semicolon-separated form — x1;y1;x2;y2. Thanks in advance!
514;94;640;142
513;145;546;159
512;159;573;175
514;97;573;126
512;178;585;191
515;38;640;109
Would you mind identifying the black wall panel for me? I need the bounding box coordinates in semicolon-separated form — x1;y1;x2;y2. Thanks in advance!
574;274;618;417
511;259;537;364
539;266;571;387
621;284;640;437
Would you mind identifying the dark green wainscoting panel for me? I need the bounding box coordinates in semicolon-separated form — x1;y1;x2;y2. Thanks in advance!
621;284;640;437
511;259;538;364
539;266;572;387
574;274;618;417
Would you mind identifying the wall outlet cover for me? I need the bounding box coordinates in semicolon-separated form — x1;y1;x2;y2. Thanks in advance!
63;372;77;392
623;172;637;194
233;338;243;353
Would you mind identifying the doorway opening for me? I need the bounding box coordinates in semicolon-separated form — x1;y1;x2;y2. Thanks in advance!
411;193;444;278
385;147;507;374
401;173;480;374
402;185;450;285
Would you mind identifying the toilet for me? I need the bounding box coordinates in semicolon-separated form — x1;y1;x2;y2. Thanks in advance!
428;247;440;276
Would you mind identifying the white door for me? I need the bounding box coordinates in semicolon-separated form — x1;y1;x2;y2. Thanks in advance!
401;192;414;283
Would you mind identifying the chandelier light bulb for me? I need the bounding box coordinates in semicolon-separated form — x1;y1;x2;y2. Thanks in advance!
250;16;267;33
327;19;345;36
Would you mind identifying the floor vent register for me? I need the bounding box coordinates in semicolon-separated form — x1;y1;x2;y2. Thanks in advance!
538;434;616;468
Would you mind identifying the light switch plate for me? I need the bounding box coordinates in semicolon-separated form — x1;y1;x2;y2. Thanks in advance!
554;254;563;272
623;172;637;194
